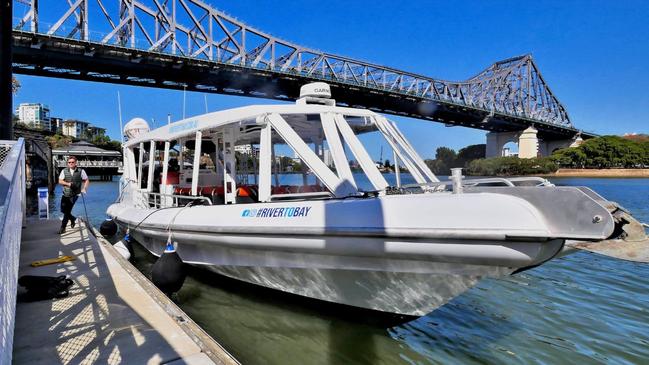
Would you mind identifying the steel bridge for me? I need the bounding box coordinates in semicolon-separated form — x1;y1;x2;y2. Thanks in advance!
10;0;591;140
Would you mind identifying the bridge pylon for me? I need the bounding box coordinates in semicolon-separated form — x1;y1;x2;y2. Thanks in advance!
487;127;583;158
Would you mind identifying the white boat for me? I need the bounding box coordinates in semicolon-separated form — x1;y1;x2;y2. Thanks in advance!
107;83;648;316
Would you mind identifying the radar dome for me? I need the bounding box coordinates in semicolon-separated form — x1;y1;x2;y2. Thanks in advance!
124;118;150;140
299;82;331;99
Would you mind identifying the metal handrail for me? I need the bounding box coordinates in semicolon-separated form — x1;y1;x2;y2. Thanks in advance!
270;191;333;201
140;190;212;209
55;160;122;168
0;138;26;365
399;175;554;192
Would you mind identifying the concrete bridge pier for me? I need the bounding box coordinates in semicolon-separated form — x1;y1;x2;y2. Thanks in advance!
486;127;539;159
487;128;583;158
518;127;540;158
538;136;583;156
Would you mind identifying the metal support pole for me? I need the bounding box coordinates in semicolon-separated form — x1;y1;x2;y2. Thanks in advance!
451;168;463;194
1;0;14;140
191;131;202;196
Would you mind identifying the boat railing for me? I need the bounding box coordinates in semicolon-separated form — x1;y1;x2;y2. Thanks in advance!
399;175;554;193
141;190;212;209
270;191;333;201
501;177;555;186
0;138;26;365
463;176;554;187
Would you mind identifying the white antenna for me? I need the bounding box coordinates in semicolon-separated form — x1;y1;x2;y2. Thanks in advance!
167;113;171;125
117;91;124;143
204;94;208;113
183;85;187;119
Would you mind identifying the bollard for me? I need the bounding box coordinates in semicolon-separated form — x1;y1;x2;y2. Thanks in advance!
450;168;463;194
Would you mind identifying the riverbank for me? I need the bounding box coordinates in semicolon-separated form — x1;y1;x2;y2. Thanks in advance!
546;168;649;178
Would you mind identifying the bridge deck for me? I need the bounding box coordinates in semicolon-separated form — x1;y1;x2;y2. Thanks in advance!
12;218;237;365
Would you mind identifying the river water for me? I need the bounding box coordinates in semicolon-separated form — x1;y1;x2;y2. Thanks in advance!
45;176;649;364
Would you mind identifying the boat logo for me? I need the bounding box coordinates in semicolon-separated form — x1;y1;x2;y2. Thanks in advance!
169;120;198;133
241;206;312;218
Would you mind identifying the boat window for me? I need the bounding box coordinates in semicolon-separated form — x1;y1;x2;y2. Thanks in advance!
264;126;333;201
175;139;220;197
148;142;165;193
133;141;153;190
350;115;439;188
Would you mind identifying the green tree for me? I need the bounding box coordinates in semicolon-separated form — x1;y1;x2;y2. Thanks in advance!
435;147;456;166
551;148;587;168
425;147;456;175
551;136;646;168
91;135;110;144
47;134;72;149
279;156;293;172
467;156;557;176
455;144;486;167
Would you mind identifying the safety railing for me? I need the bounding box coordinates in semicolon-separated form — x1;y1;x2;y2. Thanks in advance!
0;138;26;365
398;173;554;194
55;160;122;168
140;190;212;209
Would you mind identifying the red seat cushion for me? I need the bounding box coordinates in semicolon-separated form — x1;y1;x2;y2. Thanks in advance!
272;186;289;194
173;187;191;195
200;186;224;196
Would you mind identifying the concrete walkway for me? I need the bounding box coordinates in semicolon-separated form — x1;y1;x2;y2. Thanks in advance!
13;218;238;365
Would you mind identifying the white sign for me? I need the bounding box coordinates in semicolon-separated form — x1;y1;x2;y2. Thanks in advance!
37;187;49;219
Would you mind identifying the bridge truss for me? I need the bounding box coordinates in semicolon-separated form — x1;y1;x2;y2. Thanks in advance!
11;0;584;139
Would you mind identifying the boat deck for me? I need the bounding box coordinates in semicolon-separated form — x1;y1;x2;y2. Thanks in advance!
12;218;238;365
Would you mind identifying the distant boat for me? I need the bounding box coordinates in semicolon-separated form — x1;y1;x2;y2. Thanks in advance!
107;83;649;316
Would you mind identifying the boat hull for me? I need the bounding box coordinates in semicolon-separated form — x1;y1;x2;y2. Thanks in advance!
206;265;512;316
107;188;610;315
123;222;561;316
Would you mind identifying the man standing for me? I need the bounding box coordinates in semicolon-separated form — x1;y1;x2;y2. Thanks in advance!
58;156;89;234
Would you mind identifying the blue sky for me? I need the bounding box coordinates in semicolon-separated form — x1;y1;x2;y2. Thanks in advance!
12;0;649;159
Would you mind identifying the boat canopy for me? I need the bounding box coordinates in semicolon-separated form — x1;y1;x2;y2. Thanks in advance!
124;104;379;148
122;84;438;205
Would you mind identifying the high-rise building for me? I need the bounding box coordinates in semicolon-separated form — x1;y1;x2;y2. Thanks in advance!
323;148;333;167
16;103;51;130
62;120;90;138
234;144;259;158
86;126;107;139
50;117;63;134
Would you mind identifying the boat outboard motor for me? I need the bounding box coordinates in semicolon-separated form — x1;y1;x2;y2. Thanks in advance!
100;219;118;237
113;230;134;261
151;239;186;296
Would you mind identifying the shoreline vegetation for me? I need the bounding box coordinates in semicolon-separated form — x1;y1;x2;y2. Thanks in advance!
424;135;649;178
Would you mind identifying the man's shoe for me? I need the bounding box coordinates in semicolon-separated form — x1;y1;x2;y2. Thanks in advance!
58;227;66;234
70;218;76;229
